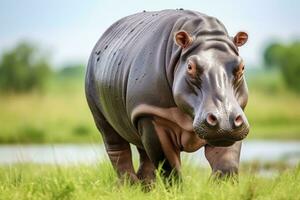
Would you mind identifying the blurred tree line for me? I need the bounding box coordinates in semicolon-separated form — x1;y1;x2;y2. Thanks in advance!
0;41;85;93
264;41;300;92
0;41;52;92
58;64;85;79
1;40;299;93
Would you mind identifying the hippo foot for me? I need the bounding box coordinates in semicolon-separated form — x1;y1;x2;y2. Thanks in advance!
137;170;155;184
136;165;156;192
117;172;139;185
137;162;156;179
209;170;239;183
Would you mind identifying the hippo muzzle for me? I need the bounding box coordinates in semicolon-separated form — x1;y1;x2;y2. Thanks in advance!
193;107;249;146
193;91;249;146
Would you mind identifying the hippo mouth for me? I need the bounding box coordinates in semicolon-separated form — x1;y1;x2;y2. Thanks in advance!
199;130;248;147
206;138;236;147
194;125;249;147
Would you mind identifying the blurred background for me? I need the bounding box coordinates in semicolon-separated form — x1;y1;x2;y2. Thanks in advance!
0;0;299;168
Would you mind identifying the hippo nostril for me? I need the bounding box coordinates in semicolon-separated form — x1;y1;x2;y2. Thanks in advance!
206;113;218;127
234;115;244;128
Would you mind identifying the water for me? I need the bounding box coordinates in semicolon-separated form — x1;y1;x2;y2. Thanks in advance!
0;144;106;165
0;140;299;166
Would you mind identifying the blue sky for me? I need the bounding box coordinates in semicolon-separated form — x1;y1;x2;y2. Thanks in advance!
0;0;299;68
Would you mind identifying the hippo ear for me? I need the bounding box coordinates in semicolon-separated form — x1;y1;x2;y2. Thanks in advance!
174;30;193;48
233;32;248;47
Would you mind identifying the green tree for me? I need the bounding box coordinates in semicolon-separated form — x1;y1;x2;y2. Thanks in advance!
0;41;52;92
263;43;286;69
280;42;300;92
263;41;300;92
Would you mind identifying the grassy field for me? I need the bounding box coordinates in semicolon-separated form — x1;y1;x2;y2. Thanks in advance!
0;68;299;143
246;69;300;139
0;78;99;144
0;162;299;200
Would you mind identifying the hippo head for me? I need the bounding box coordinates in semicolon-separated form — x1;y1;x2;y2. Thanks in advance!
172;30;249;147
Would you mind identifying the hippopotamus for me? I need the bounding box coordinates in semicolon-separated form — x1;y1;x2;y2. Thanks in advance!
85;9;249;182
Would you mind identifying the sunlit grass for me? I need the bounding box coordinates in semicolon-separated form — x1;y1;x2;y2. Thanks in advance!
0;162;299;200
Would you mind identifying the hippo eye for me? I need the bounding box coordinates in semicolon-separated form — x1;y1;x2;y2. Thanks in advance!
240;64;245;72
239;63;245;73
187;61;197;77
233;63;245;82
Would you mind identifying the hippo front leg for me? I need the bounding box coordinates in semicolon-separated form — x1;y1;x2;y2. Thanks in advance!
204;141;242;178
137;117;181;179
136;147;156;183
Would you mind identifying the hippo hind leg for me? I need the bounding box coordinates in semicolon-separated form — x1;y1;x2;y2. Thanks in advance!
86;95;138;183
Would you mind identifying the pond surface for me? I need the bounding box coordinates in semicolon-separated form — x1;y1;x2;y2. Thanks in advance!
0;140;299;166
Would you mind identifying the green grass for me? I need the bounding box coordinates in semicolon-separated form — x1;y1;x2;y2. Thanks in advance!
246;69;300;139
0;68;299;143
0;77;100;144
0;162;299;200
